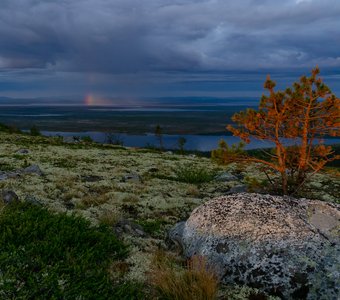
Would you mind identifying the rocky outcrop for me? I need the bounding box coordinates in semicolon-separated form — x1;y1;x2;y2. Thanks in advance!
169;193;340;299
0;164;44;181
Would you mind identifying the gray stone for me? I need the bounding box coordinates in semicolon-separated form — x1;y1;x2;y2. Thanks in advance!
122;173;141;184
1;190;19;204
214;172;238;182
228;184;247;194
167;221;185;252
7;171;21;179
0;171;21;181
0;165;43;181
22;164;44;176
16;149;29;154
114;219;147;237
169;193;340;299
0;172;9;181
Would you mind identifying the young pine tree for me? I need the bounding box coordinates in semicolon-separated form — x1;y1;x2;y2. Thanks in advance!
227;67;340;195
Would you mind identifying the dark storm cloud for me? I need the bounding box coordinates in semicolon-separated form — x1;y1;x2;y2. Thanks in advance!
0;0;340;99
0;0;340;98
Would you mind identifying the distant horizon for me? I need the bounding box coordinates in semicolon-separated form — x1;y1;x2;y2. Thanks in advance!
0;95;260;107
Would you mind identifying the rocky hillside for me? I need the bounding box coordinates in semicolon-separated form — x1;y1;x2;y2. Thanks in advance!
0;132;339;299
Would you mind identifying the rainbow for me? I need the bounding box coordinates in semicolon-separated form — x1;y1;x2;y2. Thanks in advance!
84;94;111;106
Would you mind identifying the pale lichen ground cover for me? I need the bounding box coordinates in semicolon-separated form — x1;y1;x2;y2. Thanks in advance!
0;132;236;283
0;132;339;291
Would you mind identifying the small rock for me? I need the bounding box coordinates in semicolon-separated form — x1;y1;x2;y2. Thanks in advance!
0;169;28;181
1;190;19;204
114;219;147;237
22;164;44;176
0;172;9;181
228;185;247;194
165;151;173;155
16;149;29;154
214;172;238;182
122;173;141;184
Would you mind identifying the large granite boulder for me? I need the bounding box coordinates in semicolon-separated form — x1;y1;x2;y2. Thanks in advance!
169;193;340;299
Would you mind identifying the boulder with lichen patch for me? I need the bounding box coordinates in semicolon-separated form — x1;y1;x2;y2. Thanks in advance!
169;193;340;299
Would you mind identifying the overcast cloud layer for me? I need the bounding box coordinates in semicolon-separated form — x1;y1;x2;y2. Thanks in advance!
0;0;339;100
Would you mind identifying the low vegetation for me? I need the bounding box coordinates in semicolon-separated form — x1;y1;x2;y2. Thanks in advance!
0;202;144;299
150;252;218;300
174;163;218;184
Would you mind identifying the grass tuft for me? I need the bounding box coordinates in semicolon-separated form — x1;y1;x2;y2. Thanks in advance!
174;163;217;184
150;251;218;300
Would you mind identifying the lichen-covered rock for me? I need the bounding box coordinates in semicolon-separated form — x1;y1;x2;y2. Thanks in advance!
214;172;238;182
22;164;44;176
169;193;340;299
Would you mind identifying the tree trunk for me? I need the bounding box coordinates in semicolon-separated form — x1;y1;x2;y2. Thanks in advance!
281;171;288;195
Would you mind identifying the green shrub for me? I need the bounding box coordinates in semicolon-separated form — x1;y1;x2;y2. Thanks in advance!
0;162;16;171
30;125;41;136
0;122;22;134
174;163;217;184
211;140;245;165
136;219;166;236
81;135;93;143
0;203;144;299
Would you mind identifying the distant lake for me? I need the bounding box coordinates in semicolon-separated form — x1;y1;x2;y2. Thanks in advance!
42;131;340;152
0;105;257;134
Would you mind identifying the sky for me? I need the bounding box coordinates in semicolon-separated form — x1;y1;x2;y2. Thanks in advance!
0;0;339;105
